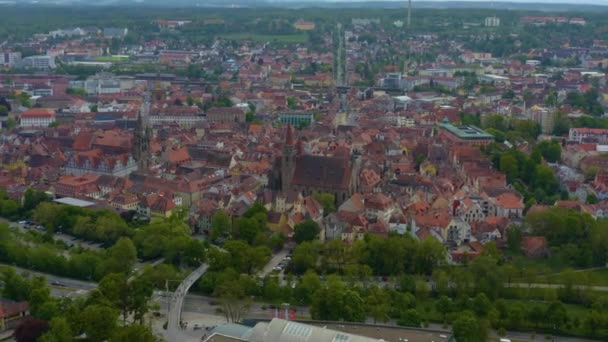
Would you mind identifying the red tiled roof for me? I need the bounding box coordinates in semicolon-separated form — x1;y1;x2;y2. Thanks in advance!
21;108;55;118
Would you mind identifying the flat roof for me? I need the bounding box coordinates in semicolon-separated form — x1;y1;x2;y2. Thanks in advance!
53;197;96;207
440;123;494;140
308;322;452;342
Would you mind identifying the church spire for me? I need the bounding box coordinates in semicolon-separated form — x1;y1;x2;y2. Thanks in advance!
134;92;151;173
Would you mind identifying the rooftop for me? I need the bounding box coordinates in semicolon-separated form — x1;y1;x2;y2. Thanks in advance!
53;197;97;207
439;123;494;140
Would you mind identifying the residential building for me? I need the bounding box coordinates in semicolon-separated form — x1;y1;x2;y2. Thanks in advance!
55;174;101;198
569;127;608;143
20;108;56;128
103;27;128;38
65;151;138;177
484;16;500;27
207;107;246;123
293;20;315;31
69;74;121;95
1;51;22;67
0;299;29;332
21;55;56;70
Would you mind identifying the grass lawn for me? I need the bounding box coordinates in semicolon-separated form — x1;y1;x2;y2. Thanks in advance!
95;56;129;62
533;268;608;286
219;32;308;43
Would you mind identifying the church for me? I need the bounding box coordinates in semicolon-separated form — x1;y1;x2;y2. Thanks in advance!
271;125;360;205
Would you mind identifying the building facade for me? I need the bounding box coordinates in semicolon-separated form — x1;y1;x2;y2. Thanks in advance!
20;108;56;128
279;112;314;127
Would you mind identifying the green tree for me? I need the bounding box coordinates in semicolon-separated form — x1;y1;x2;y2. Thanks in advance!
435;295;452;322
293;219;320;243
365;286;391;323
292;241;320;274
312;193;336;214
546;302;568;332
4;117;17;129
398;309;422;327
472;293;492;317
1;268;31;301
452;311;487;342
39;317;73;342
287;96;297;109
415;237;446;275
210;210;231;241
103;237;137;275
582;310;605;338
311;276;365;322
527;305;544;330
109;324;158;342
82;305;119;342
499;154;519;183
293;270;322;305
586;193;599;204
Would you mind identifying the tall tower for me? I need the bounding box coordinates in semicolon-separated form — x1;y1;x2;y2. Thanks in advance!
407;0;412;28
134;92;152;173
281;125;296;192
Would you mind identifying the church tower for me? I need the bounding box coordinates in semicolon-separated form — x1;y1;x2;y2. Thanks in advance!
134;92;152;173
281;125;296;192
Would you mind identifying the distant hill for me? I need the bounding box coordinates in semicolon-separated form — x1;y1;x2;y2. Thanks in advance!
2;0;608;11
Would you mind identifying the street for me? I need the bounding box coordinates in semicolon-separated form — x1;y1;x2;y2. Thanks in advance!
259;248;290;276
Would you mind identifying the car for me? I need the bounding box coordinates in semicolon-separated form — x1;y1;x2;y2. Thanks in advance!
193;324;202;331
283;256;292;261
18;221;26;225
51;280;65;287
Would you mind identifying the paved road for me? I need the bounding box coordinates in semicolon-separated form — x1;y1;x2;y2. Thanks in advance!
260;248;290;276
508;283;608;291
4;219;103;252
166;264;209;341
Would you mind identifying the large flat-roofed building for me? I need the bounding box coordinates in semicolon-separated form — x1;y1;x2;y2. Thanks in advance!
203;319;454;342
438;122;494;146
279;112;314;127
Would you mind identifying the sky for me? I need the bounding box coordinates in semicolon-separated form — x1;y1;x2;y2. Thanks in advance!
318;0;608;3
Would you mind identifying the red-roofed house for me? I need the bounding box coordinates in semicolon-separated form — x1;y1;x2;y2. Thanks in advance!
0;300;29;331
20;108;56;128
522;236;549;258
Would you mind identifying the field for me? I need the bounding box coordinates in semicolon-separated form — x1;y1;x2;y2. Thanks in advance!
539;268;608;286
219;32;308;43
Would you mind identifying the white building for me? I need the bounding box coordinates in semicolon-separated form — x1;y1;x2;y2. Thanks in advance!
485;16;500;27
20;108;56;128
1;51;22;67
21;55;56;70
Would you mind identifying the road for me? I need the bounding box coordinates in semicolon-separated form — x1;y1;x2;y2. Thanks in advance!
4;219;103;252
259;248;290;276
166;263;209;341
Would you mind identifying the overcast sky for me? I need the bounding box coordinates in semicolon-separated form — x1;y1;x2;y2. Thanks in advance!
320;0;607;4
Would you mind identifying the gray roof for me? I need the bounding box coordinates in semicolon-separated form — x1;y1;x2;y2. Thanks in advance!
248;319;381;342
53;197;96;207
208;323;253;340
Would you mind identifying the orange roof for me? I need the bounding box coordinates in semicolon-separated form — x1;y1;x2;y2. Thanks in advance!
21;108;55;118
